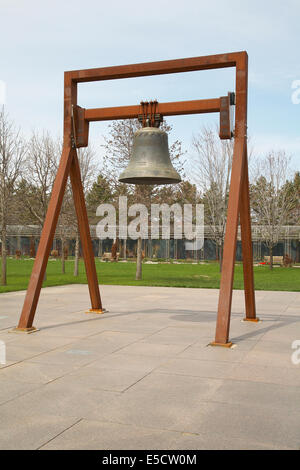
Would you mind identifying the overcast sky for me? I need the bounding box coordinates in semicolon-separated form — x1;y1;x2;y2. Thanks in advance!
1;0;299;171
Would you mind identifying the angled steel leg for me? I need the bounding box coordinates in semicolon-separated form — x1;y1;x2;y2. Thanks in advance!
240;143;258;322
211;52;256;346
16;146;73;331
211;137;246;346
69;149;103;313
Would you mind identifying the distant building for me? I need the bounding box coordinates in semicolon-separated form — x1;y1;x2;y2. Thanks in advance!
2;224;299;262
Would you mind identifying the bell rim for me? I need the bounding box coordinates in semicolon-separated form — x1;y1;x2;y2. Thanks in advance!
119;174;181;185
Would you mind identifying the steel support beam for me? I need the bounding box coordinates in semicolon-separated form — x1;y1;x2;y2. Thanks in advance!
69;149;103;313
85;98;221;122
67;52;240;83
240;143;258;322
212;52;257;346
16;146;73;330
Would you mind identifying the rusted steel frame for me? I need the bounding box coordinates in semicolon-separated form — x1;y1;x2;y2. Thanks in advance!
240;142;257;321
214;52;256;345
66;52;244;83
17;51;255;339
69;148;102;311
84;98;221;122
17;146;73;329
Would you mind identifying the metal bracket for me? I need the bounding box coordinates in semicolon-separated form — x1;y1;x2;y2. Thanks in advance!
138;101;163;128
71;105;89;148
219;92;235;140
138;113;163;128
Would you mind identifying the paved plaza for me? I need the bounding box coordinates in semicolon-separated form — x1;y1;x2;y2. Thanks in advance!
0;284;299;450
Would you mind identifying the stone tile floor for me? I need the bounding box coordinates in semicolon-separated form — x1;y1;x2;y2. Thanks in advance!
0;285;299;449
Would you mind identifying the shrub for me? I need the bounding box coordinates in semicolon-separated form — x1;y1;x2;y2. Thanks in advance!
283;253;293;268
51;249;59;258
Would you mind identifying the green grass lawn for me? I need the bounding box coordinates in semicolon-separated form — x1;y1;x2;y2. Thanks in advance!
0;257;299;293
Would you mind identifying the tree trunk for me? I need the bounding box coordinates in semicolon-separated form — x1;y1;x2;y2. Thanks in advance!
74;233;79;276
1;226;7;285
123;239;127;259
111;238;118;262
219;242;223;273
136;237;142;280
98;239;102;257
61;238;65;274
269;245;273;270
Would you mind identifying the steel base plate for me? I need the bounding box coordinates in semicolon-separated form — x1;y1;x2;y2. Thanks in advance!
242;317;260;323
85;308;107;314
209;341;233;348
9;327;39;334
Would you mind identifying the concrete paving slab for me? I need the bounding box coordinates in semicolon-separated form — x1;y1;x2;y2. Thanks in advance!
187;401;300;449
84;351;171;373
0;414;80;450
179;342;250;362
210;379;300;412
114;341;189;357
86;375;224;433
0;377;120;421
25;347;101;367
67;366;150;392
228;363;300;387
0;284;299;450
169;430;291;450
0;378;41;406
0;359;19;369
156;357;238;379
40;419;180;450
0;360;84;384
137;327;207;346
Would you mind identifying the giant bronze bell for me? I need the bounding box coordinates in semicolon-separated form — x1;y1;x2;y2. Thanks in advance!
118;126;181;185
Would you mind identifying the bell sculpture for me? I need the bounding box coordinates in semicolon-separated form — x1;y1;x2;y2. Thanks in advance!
119;126;181;185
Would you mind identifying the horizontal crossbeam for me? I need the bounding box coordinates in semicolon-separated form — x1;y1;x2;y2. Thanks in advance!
84;98;221;122
66;52;244;83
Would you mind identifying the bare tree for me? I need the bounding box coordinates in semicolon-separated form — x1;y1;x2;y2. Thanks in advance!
102;119;185;280
250;151;296;269
17;131;61;280
0;108;26;284
73;147;98;276
102;120;150;279
56;182;74;274
192;126;234;269
20;131;60;225
21;138;99;276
